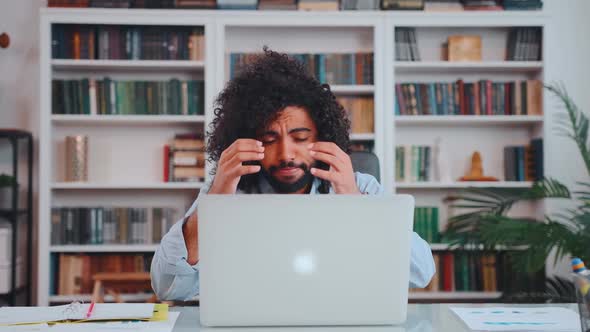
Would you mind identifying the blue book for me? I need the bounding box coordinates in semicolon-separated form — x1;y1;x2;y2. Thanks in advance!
429;84;437;116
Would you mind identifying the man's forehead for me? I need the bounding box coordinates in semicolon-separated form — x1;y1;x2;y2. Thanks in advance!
265;107;315;131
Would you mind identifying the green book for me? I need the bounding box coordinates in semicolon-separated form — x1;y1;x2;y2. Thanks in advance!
81;78;90;115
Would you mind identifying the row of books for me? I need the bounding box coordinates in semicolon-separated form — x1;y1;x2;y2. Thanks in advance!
503;0;543;10
52;24;205;60
164;133;206;182
229;53;374;85
394;80;543;116
413;206;440;243
504;138;543;182
336;97;375;134
52;79;205;116
507;27;542;61
395;28;420;61
50;253;153;295
395;145;433;183
424;252;499;292
50;207;177;245
420;251;545;293
48;0;543;10
384;0;542;11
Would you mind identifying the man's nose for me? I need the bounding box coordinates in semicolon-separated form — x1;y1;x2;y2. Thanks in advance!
278;139;296;161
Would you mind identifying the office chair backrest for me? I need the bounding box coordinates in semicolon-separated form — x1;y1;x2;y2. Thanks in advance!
349;150;380;182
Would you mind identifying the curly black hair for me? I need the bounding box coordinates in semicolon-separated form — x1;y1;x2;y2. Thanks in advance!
206;47;351;193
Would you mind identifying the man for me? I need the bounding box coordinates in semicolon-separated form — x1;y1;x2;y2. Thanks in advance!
151;48;435;300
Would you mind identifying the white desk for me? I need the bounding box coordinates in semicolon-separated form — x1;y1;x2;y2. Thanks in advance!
171;303;579;332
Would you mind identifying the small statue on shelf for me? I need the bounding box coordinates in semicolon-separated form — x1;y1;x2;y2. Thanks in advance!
459;151;498;181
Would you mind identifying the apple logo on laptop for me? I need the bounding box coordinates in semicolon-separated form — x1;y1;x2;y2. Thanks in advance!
293;252;316;275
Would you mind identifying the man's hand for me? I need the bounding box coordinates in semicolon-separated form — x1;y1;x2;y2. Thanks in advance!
308;142;360;194
208;139;264;194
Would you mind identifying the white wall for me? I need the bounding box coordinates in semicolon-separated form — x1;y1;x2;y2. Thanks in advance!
542;0;590;277
0;0;589;302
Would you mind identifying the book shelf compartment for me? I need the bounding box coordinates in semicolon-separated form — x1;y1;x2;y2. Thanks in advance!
52;59;205;71
394;115;543;126
52;114;206;125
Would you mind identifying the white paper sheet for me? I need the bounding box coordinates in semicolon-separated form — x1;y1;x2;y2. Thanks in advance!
50;311;180;332
0;303;155;325
450;307;581;332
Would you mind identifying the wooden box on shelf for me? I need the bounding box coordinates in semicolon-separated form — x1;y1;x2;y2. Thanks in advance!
447;35;482;62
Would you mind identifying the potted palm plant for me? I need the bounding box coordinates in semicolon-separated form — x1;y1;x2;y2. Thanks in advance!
443;82;589;302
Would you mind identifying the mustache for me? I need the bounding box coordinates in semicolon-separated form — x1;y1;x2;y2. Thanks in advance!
268;161;309;174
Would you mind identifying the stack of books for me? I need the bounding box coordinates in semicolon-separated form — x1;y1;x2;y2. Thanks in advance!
230;53;374;85
381;0;424;10
395;80;544;116
217;0;258;9
164;134;206;182
395;28;420;61
461;0;502;11
298;0;340;10
340;0;379;10
51;24;205;61
395;145;433;182
52;78;205;116
175;0;217;8
506;27;542;61
418;251;546;293
336;96;375;134
423;0;463;11
258;0;297;10
413;207;440;243
503;138;543;182
50;207;177;245
503;0;543;10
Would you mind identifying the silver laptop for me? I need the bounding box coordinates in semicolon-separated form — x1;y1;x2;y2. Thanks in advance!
198;194;415;327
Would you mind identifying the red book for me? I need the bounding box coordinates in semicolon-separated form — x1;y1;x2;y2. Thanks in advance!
486;80;493;115
457;80;466;115
442;253;455;291
163;144;170;182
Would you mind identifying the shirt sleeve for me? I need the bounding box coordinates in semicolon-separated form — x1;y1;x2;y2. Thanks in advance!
354;172;435;289
150;181;211;300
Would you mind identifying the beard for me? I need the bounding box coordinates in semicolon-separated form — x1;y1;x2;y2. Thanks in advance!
259;160;316;194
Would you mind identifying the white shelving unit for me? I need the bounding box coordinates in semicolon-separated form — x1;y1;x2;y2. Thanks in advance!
39;9;217;306
39;8;551;305
389;12;549;300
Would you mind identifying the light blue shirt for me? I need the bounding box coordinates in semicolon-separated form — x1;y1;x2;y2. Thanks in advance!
151;172;436;301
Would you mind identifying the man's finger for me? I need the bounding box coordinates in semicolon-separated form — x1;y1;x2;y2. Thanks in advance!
227;151;264;167
308;142;348;162
310;167;334;182
235;164;261;176
228;139;265;155
309;151;343;172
